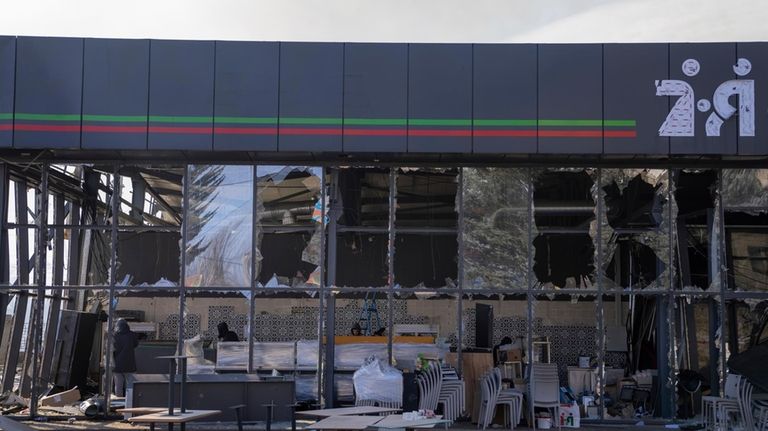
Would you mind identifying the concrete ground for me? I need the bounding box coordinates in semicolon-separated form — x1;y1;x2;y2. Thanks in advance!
7;418;686;431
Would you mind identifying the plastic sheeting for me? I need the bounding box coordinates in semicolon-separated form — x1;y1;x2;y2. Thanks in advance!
353;357;403;403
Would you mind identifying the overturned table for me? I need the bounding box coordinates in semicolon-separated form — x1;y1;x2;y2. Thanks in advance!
129;410;221;431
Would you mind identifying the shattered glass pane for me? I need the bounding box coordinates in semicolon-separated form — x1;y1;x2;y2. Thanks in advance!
531;168;597;290
338;167;389;227
118;165;184;227
462;168;528;290
185;165;253;288
599;169;671;291
256;166;323;289
722;169;768;292
674;170;718;291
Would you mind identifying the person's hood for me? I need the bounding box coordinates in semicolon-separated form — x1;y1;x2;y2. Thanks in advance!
115;318;130;334
217;322;230;336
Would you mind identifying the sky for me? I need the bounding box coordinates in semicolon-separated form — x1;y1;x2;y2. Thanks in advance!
1;0;767;43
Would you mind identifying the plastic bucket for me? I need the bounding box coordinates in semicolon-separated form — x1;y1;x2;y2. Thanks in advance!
537;417;552;429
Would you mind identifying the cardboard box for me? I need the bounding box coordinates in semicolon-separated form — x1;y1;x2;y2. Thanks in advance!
40;386;79;407
507;349;522;362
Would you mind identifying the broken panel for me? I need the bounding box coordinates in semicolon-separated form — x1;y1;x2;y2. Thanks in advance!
673;170;719;291
395;168;457;228
185;165;253;288
531;168;597;290
599;169;671;291
337;167;390;228
117;165;184;227
336;233;388;287
722;169;768;292
256;166;323;289
462;168;529;290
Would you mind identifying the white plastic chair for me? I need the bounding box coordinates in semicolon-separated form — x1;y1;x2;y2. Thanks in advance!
702;373;742;431
437;361;465;421
530;364;561;431
492;367;524;429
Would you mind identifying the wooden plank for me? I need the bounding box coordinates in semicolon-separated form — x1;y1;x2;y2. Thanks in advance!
0;416;36;431
304;415;383;430
128;409;221;424
298;406;401;418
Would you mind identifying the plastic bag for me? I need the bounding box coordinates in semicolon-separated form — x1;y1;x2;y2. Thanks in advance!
353;356;403;404
559;402;581;428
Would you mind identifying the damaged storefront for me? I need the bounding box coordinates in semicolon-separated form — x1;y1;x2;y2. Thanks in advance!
0;36;765;426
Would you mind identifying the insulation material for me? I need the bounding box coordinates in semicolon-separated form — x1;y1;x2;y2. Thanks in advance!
335;343;388;369
598;169;672;291
392;343;448;368
296;339;320;368
296;373;319;401
215;341;248;370
462;168;529;290
252;341;295;369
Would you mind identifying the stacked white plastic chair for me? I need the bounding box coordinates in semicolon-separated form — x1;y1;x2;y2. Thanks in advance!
530;363;561;431
702;373;743;431
476;367;524;430
416;360;463;422
493;368;524;428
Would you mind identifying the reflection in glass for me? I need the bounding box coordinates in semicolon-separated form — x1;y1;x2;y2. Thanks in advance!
723;169;768;292
256;166;323;288
462;168;528;290
117;166;184;226
185;165;253;288
337;167;389;227
396;168;458;228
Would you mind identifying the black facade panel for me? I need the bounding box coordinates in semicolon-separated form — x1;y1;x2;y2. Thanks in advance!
279;42;343;152
148;40;215;151
0;37;14;148
82;38;149;150
343;43;407;153
668;43;737;154
15;37;83;149
472;44;537;153
736;42;767;155
408;44;472;153
538;44;602;154
603;43;670;155
214;41;279;151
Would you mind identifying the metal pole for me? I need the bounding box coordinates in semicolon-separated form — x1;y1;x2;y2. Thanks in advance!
456;168;464;373
317;166;327;405
178;165;190;357
103;164;120;416
323;168;339;407
387;169;396;364
595;168;605;419
248;165;257;374
526;167;535;424
30;163;48;417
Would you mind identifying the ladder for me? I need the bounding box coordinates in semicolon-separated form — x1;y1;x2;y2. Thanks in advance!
358;292;381;336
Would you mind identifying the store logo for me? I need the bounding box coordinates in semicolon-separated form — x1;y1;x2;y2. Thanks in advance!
656;58;754;137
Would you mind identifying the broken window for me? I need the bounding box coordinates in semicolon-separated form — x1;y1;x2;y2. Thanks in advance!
393;168;458;288
722;169;768;292
185;165;253;288
600;169;671;291
462;168;529;290
117;165;183;227
256;166;323;288
336;233;388;287
532;168;596;290
674;170;718;290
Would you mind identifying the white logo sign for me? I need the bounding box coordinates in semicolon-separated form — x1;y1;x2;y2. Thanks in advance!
656;58;754;137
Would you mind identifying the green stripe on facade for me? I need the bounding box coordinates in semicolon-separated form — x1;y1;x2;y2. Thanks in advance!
474;119;537;127
279;117;343;125
15;113;81;121
538;119;636;127
83;114;147;122
344;118;408;126
0;113;12;120
215;117;278;124
408;119;472;126
149;116;213;123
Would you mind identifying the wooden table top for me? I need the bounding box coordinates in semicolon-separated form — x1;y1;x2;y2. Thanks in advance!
298;406;401;417
128;409;221;423
373;414;450;429
304;415;384;430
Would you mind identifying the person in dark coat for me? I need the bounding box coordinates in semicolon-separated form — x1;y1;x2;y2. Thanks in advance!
217;322;239;342
113;318;138;396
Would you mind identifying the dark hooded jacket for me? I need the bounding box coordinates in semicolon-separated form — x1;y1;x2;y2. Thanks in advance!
113;319;139;373
217;322;239;342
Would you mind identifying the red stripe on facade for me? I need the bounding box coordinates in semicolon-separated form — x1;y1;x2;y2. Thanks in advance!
15;124;81;132
0;125;12;131
604;130;637;138
214;127;279;135
149;126;213;134
408;129;472;137
474;130;538;137
83;125;147;133
344;129;407;136
280;128;343;135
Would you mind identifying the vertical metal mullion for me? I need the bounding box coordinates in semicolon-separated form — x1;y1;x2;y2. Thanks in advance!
324;168;339;407
317;166;327;405
102;164;119;417
30;163;48;417
0;164;8;285
40;194;65;385
662;168;676;417
178;165;190;355
456;168;464;373
248;165;257;374
595;168;605;419
717;169;727;395
386;169;396;364
526;167;535;424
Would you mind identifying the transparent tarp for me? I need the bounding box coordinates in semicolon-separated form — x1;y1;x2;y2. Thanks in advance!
462;168;529;290
185;165;253;288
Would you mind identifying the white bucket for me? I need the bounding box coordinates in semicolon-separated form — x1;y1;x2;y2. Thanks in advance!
537;417;552;429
